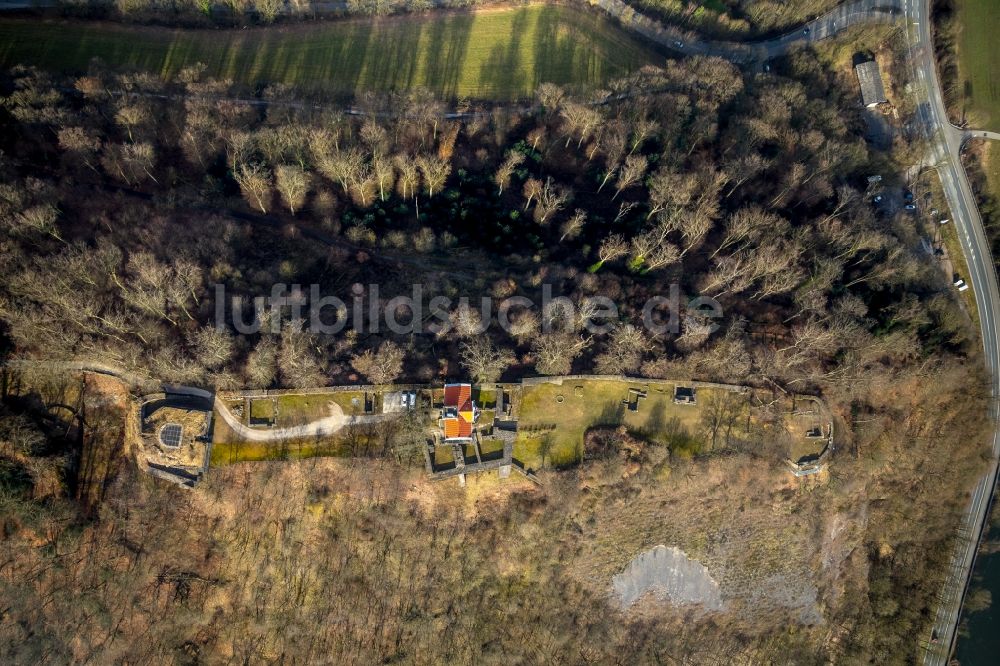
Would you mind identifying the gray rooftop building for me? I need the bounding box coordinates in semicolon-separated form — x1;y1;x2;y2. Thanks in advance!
855;60;888;108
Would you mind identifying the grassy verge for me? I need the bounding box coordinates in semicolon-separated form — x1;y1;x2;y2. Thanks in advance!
919;164;982;327
939;215;980;326
210;437;347;465
0;5;659;100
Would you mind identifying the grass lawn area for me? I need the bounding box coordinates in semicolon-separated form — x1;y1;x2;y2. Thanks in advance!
955;0;1000;130
249;398;274;422
434;444;455;467
986;144;1000;196
479;438;505;458
0;5;660;100
789;438;825;464
273;391;367;427
210;436;346;465
478;409;496;430
473;388;497;407
514;379;748;471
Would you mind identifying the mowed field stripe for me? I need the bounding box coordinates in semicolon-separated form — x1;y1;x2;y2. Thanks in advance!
0;5;662;99
957;0;1000;130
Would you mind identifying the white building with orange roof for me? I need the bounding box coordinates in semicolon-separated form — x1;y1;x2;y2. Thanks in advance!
439;383;478;442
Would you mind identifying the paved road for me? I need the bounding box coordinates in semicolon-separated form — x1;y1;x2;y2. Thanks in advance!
961;129;1000;143
896;0;1000;663
594;0;902;63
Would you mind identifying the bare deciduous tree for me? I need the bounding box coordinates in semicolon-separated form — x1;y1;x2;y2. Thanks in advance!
629;116;659;154
244;337;278;388
590;233;628;271
459;337;513;383
494;150;525;195
351;341;406;385
234;162;273;214
275;164;310;215
522;177;542;211
317;148;363;194
535;82;566;112
532;332;590;375
372;156;395;202
278;322;325;388
534;177;571;225
416;155;450;197
559;102;602;149
595;324;649;374
393;154;420;200
559;209;586;242
613;154;648;200
508;309;540;344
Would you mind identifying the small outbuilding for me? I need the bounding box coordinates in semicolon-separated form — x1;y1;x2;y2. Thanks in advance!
855;60;887;108
673;386;697;405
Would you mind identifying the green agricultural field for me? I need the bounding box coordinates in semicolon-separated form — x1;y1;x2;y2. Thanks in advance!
956;0;1000;130
0;5;660;99
514;379;750;470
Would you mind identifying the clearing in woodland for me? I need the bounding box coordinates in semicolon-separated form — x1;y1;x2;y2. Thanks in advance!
514;378;751;469
0;5;660;99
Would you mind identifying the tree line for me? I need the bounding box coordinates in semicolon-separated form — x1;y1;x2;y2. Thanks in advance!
0;54;973;396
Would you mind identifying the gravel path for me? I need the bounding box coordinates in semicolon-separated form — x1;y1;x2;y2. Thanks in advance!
214;397;384;442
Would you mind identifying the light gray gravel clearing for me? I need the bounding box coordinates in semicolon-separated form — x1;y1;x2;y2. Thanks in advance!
613;544;724;611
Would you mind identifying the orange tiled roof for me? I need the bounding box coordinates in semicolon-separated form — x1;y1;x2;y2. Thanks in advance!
441;416;473;439
442;418;460;439
442;383;475;440
444;383;472;409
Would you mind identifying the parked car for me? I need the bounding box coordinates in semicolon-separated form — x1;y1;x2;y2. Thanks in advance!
939;218;950;225
873;195;883;203
954;276;969;292
904;203;917;211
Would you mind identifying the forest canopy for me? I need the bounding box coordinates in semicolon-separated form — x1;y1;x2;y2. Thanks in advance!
0;22;991;665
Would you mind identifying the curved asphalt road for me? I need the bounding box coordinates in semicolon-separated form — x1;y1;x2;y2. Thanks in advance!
593;0;902;63
960;129;1000;143
896;0;1000;663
